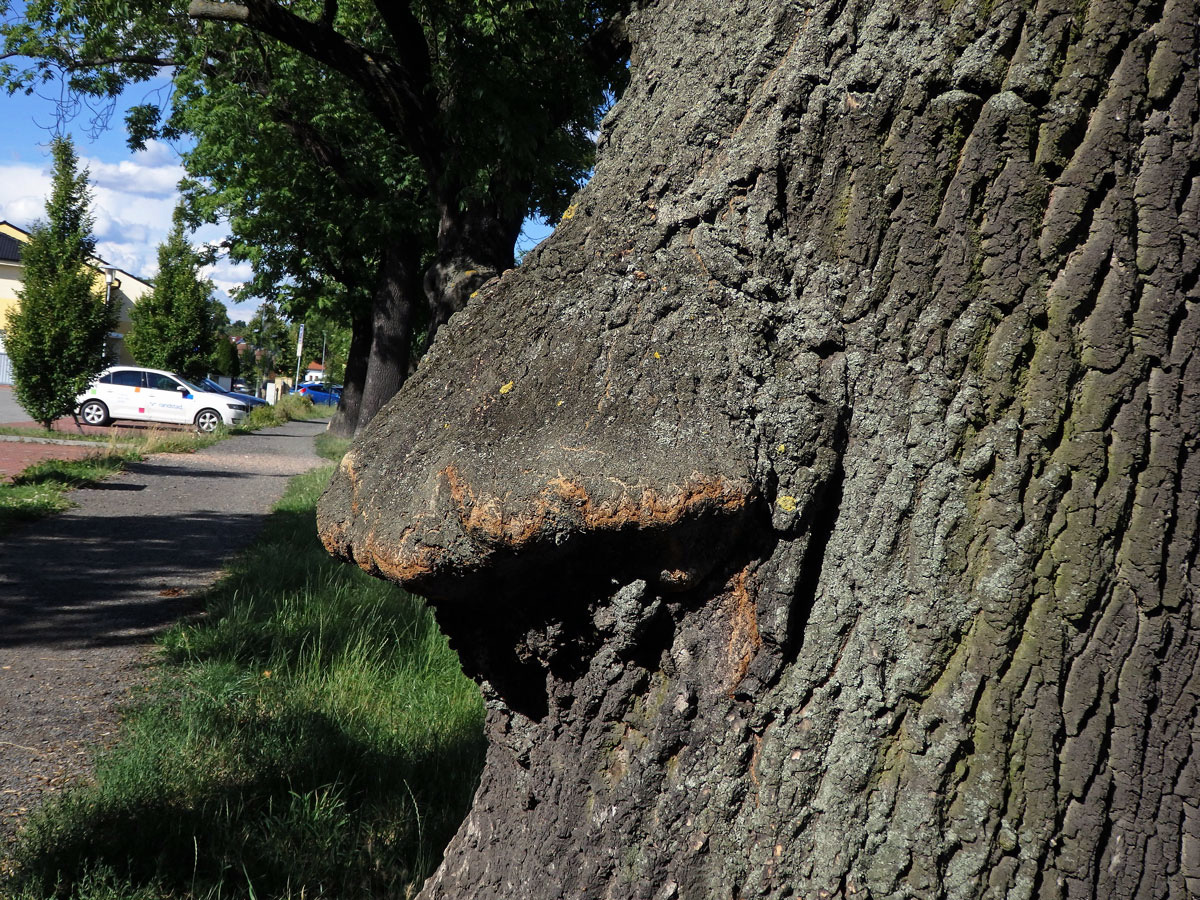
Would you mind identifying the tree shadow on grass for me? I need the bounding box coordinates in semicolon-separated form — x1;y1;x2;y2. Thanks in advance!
9;708;486;899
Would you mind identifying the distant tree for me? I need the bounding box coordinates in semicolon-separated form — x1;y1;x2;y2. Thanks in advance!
5;136;115;430
210;334;239;379
243;299;290;390
0;0;629;436
126;220;218;381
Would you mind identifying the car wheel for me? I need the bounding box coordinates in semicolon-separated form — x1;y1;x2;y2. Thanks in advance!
79;399;109;426
194;408;222;433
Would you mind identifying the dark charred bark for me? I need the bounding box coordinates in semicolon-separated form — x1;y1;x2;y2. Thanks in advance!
327;307;371;438
355;244;422;433
424;191;524;337
320;0;1200;897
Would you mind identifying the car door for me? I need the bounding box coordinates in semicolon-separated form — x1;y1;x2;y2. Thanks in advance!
142;371;191;424
103;369;146;419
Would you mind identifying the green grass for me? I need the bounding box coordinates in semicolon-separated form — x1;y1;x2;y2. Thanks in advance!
313;432;350;463
3;465;486;900
0;454;130;534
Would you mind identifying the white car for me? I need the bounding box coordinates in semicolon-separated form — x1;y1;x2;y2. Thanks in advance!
77;366;250;432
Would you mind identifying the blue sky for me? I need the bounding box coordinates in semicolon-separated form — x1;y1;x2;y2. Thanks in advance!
0;79;270;319
0;80;554;323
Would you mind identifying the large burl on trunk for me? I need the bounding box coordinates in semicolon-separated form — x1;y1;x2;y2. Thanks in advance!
319;0;1199;895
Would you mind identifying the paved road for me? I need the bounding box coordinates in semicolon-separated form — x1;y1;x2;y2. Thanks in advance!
0;418;329;839
0;385;25;424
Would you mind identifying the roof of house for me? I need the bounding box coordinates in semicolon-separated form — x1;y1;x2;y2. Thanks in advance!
0;232;22;263
307;361;324;371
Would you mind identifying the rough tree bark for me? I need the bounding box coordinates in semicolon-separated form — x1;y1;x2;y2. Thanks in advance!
327;308;372;438
320;0;1199;896
354;244;423;433
424;193;526;336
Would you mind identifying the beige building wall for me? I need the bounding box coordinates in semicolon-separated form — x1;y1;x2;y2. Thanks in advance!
0;221;153;365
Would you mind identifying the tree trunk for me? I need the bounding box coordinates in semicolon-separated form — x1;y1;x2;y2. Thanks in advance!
320;0;1200;896
355;244;422;433
327;307;371;438
423;190;524;336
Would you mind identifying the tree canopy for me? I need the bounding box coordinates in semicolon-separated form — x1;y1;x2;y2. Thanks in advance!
1;0;631;434
126;219;219;381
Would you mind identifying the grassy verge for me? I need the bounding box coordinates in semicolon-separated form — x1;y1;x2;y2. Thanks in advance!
0;456;128;533
3;452;485;900
0;426;112;442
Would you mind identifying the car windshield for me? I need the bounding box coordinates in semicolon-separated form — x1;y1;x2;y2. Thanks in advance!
179;377;209;395
202;379;230;394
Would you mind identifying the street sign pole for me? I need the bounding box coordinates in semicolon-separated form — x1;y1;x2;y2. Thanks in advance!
293;323;305;389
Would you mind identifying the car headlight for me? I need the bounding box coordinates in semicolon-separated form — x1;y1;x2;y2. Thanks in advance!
229;403;248;412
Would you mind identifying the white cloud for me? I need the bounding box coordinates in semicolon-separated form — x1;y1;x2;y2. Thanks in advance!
0;142;251;316
0;162;53;227
85;155;184;198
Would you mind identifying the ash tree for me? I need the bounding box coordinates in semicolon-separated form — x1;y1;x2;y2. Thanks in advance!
5;135;115;430
126;219;218;381
169;39;434;434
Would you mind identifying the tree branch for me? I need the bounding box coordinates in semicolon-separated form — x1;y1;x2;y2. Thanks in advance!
187;0;441;175
65;54;178;70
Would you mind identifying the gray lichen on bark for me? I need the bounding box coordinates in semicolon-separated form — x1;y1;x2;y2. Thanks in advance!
318;0;1200;895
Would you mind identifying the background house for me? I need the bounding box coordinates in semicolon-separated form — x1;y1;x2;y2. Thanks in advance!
0;220;153;384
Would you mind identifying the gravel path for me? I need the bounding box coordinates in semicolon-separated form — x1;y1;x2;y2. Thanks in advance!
0;419;329;843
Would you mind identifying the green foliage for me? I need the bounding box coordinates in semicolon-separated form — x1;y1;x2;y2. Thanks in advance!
125;221;218;381
302;318;351;384
209;334;240;378
171;33;429;326
4;136;116;430
4;467;485;899
240;300;293;389
0;0;629;262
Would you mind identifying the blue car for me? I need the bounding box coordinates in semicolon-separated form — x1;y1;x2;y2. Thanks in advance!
291;382;342;405
201;378;269;408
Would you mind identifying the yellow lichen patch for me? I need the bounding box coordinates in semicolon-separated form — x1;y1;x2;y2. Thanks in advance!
499;381;515;395
560;203;578;222
777;495;798;512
